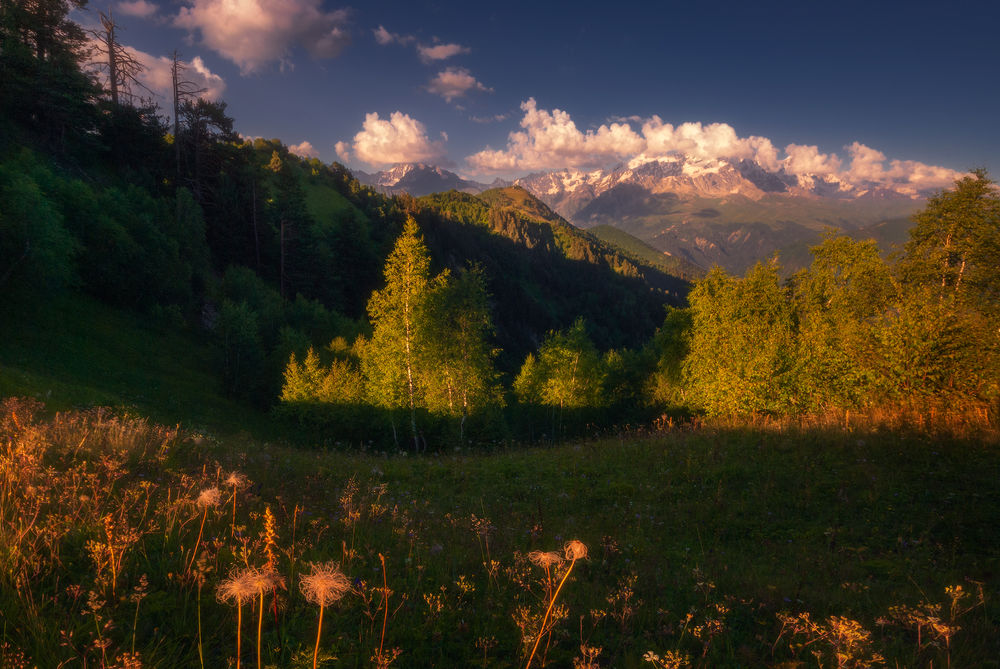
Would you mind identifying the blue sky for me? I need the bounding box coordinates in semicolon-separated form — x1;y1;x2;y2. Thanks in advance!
85;0;998;187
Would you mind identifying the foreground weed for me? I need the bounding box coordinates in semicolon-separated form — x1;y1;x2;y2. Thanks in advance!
300;562;352;669
186;487;220;574
643;649;690;668
525;540;588;669
217;568;257;669
878;583;985;668
252;568;285;669
776;612;885;668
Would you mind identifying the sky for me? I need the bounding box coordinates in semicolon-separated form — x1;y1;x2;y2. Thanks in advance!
78;0;999;189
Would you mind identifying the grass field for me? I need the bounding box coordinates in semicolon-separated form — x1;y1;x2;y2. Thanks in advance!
2;298;998;667
1;398;997;668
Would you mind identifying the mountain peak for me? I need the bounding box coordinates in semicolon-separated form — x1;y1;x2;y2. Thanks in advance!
353;163;498;196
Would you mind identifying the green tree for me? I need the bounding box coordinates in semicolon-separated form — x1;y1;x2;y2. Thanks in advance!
514;318;606;412
646;306;693;409
418;267;500;439
0;0;99;153
887;172;1000;401
281;346;363;404
683;261;797;415
793;234;897;408
899;169;1000;313
0;155;77;294
362;217;431;448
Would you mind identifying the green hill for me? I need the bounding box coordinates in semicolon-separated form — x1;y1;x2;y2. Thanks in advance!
588;224;706;280
0;296;276;437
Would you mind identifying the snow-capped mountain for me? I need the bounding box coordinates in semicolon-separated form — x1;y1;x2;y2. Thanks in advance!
501;155;926;273
351;156;925;274
354;163;499;197
513;155;919;221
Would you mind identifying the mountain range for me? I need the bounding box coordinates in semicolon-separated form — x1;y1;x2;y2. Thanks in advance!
353;156;926;273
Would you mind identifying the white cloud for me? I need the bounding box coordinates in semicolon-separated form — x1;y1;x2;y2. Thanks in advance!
288;140;319;159
468;98;645;171
470;113;508;124
334;140;352;162
465;99;964;191
348;111;447;167
373;25;414;46
117;0;158;18
86;40;226;105
426;67;491;103
782;143;843;177
417;42;469;63
175;0;350;74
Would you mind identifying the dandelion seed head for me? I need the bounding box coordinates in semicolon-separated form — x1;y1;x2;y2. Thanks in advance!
528;551;565;569
564;539;588;561
251;567;286;592
196;487;221;508
300;562;352;607
225;471;248;488
217;568;257;605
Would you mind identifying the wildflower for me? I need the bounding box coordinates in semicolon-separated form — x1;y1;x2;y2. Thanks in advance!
300;563;352;669
564;540;588;561
217;568;256;669
528;551;565;569
300;562;351;607
225;471;248;489
217;568;256;606
196;487;221;508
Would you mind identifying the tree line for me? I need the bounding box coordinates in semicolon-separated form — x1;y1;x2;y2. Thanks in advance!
281;172;999;446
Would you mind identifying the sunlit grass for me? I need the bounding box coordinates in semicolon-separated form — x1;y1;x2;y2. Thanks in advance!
0;397;997;667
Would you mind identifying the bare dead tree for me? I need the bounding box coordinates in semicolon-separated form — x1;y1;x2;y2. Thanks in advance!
89;10;151;106
171;50;206;176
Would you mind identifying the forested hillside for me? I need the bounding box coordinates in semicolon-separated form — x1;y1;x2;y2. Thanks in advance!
2;0;998;451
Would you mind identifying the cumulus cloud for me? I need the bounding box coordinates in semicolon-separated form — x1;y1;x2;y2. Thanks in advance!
347;111;447;167
465;99;963;192
373;25;414;46
117;0;158;18
782;143;842;177
175;0;350;74
426;67;491;103
334;140;352;162
417;42;469;63
468;98;645;171
289;140;319;159
86;40;226;105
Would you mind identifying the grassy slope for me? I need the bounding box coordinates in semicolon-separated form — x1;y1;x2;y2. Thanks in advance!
302;180;361;223
588;224;706;280
0;296;274;436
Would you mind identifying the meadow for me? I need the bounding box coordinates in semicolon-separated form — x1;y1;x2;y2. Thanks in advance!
2;398;997;668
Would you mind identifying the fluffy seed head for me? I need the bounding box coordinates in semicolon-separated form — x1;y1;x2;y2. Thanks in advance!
300;562;352;607
225;471;248;489
564;540;588;561
217;568;257;605
251;567;286;592
196;487;222;508
528;551;565;569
